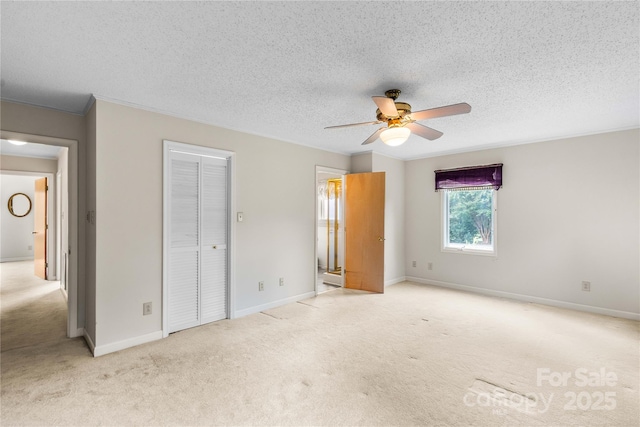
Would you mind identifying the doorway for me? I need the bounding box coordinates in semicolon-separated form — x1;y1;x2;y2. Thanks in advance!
316;166;347;294
0;172;54;271
315;168;386;295
0;135;76;340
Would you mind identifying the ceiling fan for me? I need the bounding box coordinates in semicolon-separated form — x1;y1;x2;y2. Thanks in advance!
325;89;471;146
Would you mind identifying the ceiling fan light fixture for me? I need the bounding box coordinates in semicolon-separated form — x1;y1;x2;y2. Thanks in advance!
325;89;471;146
380;127;410;146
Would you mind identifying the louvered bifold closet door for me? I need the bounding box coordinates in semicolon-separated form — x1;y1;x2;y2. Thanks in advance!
168;153;201;333
201;157;228;324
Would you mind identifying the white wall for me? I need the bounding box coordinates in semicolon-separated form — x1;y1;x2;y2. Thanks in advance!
372;153;406;285
0;155;58;174
405;129;640;317
0;174;37;261
92;100;351;351
350;152;372;173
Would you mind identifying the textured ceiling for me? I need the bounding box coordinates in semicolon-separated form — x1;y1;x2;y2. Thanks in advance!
1;1;638;160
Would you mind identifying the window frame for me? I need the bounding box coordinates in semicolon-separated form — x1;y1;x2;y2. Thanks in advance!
441;189;498;257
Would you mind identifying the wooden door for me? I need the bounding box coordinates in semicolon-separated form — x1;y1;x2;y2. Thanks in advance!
34;177;48;279
345;172;385;293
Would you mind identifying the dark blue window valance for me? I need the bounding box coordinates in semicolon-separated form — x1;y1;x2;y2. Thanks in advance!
435;163;503;191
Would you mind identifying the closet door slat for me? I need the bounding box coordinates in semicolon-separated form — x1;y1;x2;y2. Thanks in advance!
168;156;201;332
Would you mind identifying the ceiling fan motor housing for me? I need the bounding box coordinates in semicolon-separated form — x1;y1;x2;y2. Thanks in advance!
384;89;402;100
376;102;412;122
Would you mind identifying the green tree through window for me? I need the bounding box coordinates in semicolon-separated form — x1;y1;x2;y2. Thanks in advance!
445;189;495;251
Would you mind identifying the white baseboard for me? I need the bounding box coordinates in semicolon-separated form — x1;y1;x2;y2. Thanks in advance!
0;257;32;263
234;291;317;318
405;276;640;321
92;330;163;357
385;276;406;287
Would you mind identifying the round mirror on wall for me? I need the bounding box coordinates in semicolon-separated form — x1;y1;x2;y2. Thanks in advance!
8;193;32;217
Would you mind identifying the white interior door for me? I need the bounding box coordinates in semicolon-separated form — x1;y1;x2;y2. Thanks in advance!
201;157;228;324
168;152;201;333
167;151;228;333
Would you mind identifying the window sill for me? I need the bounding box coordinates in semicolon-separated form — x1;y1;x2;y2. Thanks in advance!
442;246;497;257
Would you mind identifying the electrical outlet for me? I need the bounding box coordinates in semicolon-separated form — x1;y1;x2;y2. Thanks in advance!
259;281;264;291
412;261;416;267
143;302;152;315
428;262;433;271
279;277;284;286
582;281;591;292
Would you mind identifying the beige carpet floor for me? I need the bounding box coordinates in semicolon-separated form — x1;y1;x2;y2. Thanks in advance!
0;261;67;352
1;261;638;426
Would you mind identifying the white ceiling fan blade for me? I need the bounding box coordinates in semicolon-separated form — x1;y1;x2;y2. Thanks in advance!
372;96;399;117
411;102;471;121
406;122;443;141
362;127;386;145
325;120;382;129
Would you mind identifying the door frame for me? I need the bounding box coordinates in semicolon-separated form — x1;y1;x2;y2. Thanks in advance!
0;130;79;338
314;165;348;295
162;140;236;338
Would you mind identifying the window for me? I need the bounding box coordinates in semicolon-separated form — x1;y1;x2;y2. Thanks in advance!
442;189;497;255
435;163;502;256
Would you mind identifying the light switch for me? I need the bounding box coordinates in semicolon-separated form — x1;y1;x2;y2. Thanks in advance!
237;212;243;222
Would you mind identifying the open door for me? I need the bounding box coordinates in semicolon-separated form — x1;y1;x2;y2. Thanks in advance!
34;177;47;279
345;172;385;293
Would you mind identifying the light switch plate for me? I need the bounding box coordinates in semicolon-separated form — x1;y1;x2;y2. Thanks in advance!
237;212;244;222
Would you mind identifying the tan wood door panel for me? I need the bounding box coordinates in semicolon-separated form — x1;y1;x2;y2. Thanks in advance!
34;177;47;279
345;172;385;293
